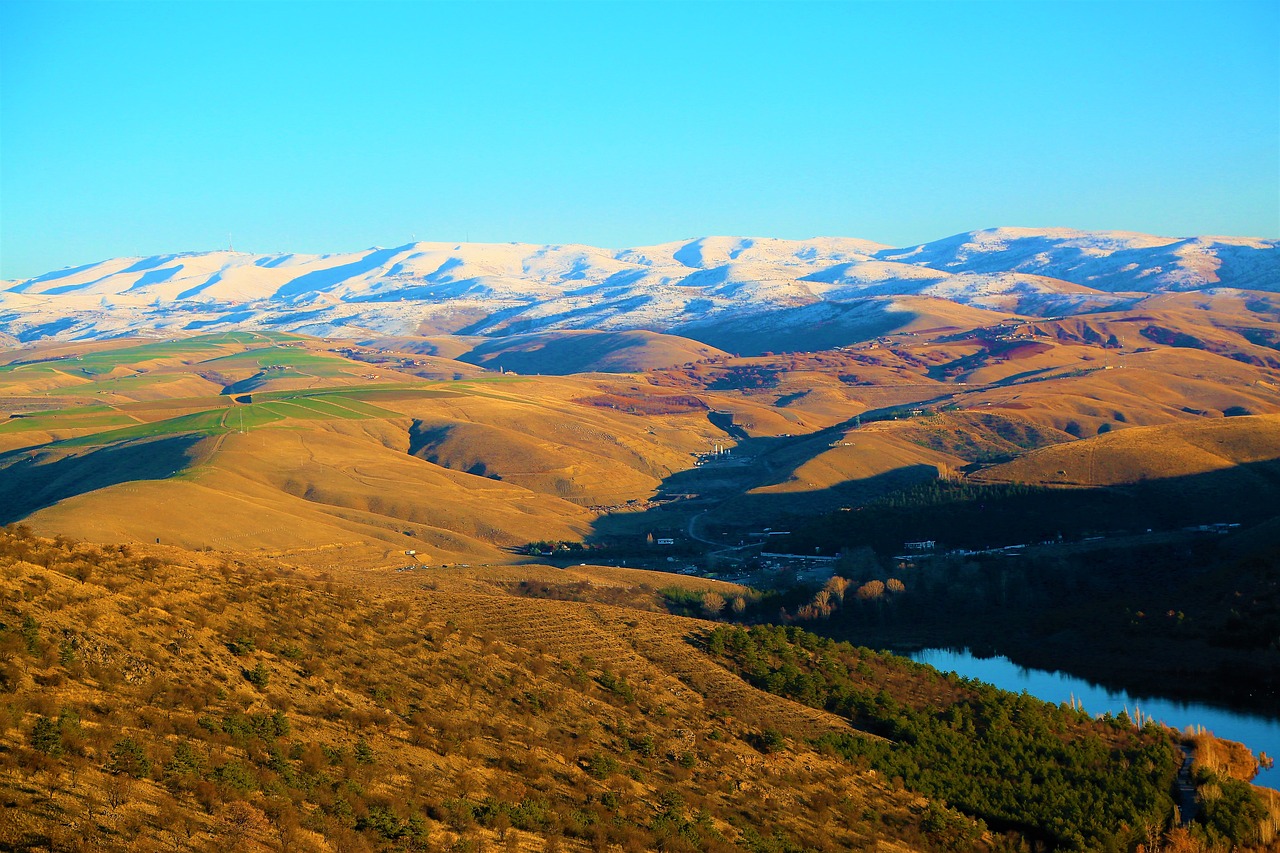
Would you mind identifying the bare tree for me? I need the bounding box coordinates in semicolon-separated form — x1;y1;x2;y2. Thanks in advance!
824;576;850;603
856;580;885;601
219;801;270;848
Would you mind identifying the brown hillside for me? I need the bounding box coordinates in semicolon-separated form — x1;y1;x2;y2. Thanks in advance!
4;315;1280;567
25;424;597;566
746;430;962;501
951;347;1280;437
972;414;1280;487
0;529;964;853
10;371;737;564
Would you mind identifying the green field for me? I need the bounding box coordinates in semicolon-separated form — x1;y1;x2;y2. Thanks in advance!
0;336;519;452
0;403;141;435
44;372;209;396
306;394;399;417
0;360;107;382
57;409;230;446
198;345;351;373
0;334;322;384
43;387;410;448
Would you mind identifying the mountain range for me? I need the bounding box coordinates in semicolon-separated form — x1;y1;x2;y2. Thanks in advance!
3;228;1275;346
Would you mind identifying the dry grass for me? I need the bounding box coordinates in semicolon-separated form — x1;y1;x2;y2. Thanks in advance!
0;529;951;852
973;414;1280;487
5;304;1280;567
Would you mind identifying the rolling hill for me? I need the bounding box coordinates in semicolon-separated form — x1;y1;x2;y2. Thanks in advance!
0;333;821;567
972;415;1280;487
3;287;1280;568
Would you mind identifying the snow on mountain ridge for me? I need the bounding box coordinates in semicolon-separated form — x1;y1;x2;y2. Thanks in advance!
2;230;1275;344
879;228;1279;293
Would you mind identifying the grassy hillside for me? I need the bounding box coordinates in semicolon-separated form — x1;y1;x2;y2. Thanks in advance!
0;322;1277;578
0;528;958;852
971;414;1280;486
0;335;751;565
4;527;1272;852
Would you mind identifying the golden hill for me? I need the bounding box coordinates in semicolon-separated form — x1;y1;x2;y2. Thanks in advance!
971;413;1280;487
4;314;1280;852
7;375;735;566
0;528;971;852
2;308;1279;569
5;528;1269;852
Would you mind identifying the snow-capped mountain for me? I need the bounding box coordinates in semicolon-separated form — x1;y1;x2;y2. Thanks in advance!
1;229;1275;343
879;228;1277;292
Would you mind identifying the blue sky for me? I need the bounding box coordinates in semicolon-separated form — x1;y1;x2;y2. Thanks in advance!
1;0;1276;279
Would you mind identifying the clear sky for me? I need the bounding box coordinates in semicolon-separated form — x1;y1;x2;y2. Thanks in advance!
1;0;1276;279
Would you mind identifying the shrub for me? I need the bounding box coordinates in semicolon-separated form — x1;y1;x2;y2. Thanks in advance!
108;737;151;777
28;715;63;756
355;737;376;765
242;662;270;689
586;752;618;779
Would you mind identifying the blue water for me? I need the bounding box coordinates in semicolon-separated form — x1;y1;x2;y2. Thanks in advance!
910;648;1279;791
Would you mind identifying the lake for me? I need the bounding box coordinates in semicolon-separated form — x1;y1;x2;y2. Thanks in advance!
910;647;1279;791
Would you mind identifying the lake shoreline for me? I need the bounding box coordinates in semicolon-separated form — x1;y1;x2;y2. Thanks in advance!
903;645;1279;792
821;618;1280;720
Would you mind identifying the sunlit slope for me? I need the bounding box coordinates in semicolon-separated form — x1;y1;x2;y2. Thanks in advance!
395;376;731;504
26;425;596;563
0;403;151;452
869;410;1076;463
361;334;490;360
3;529;995;852
711;430;968;525
407;417;668;506
749;429;965;497
972;414;1280;486
193;342;416;395
5;315;1280;567
0;331;407;401
1;339;739;561
1014;291;1280;369
952;347;1280;436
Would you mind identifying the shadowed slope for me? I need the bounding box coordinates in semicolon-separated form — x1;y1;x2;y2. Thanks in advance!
0;434;209;523
455;329;728;375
